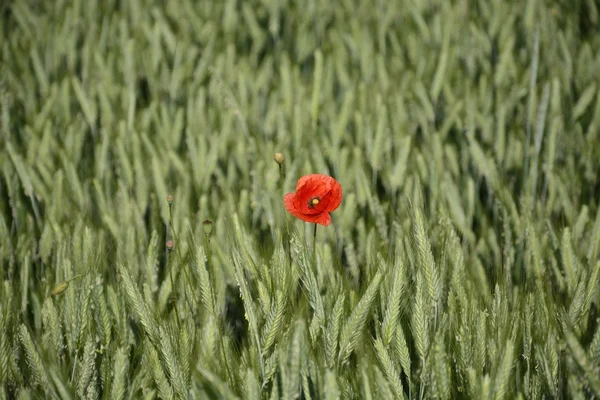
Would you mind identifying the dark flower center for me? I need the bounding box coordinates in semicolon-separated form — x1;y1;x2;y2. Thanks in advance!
308;197;321;209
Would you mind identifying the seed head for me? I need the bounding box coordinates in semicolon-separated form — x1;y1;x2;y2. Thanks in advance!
202;220;213;235
167;194;174;205
166;240;175;251
274;152;285;165
51;281;69;296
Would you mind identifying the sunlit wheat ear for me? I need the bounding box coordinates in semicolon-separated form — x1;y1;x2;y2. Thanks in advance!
245;368;260;400
261;289;286;355
338;271;383;365
283;319;304;399
394;325;412;387
118;262;158;344
158;326;188;398
374;336;404;399
146;343;174;399
564;329;600;398
381;259;406;346
195;243;215;317
18;324;48;388
76;340;97;398
111;347;129;400
325;292;345;369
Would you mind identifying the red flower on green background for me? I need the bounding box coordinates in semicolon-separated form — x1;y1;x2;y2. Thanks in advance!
284;174;342;226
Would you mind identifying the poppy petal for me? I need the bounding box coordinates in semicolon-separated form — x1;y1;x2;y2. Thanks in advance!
284;193;300;214
289;211;331;225
295;175;332;198
297;193;331;215
314;212;332;226
325;178;342;212
295;175;313;191
285;195;312;222
295;175;336;214
284;174;341;226
315;180;341;213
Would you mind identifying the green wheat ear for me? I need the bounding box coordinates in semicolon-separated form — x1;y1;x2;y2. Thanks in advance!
338;271;383;365
18;324;48;389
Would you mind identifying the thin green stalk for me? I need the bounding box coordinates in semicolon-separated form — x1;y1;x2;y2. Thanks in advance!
279;164;284;196
312;223;317;270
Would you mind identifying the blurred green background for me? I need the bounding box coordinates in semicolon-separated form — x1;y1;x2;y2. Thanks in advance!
1;0;599;398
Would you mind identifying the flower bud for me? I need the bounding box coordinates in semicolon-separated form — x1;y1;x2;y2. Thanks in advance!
166;240;175;251
274;152;285;165
167;194;174;205
202;220;213;235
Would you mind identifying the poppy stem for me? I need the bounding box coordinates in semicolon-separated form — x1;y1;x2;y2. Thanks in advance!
278;164;284;194
312;223;317;269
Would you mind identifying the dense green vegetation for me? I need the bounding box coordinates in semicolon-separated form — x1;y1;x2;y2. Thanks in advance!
1;0;600;398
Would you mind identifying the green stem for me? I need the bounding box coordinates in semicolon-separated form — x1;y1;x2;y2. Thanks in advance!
312;223;317;269
278;164;283;195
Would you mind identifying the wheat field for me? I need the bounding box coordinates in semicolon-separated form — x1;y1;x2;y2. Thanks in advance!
1;0;600;399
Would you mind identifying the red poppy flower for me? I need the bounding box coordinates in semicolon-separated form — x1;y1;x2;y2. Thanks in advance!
284;174;342;226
